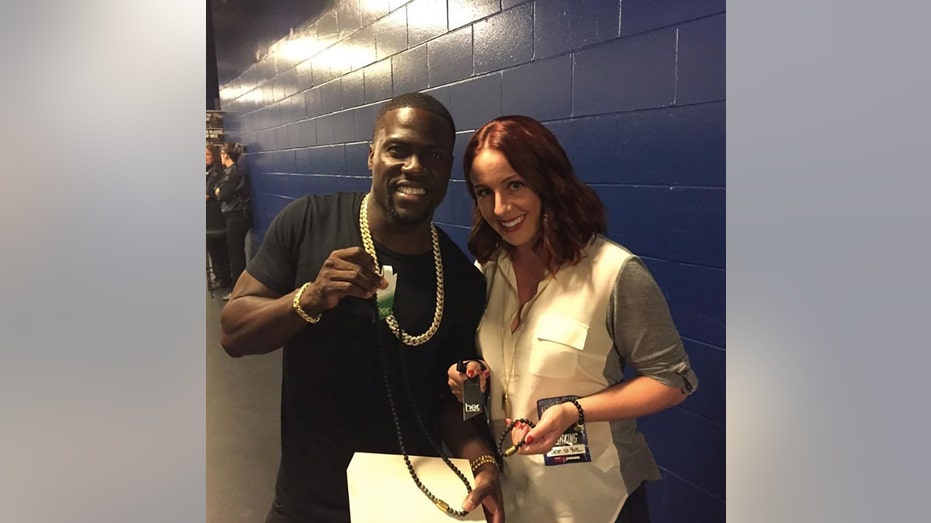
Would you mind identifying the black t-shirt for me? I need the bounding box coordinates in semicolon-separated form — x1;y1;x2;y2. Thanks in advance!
206;166;224;228
246;192;486;522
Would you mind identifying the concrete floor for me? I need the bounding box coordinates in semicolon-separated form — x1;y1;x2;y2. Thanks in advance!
206;291;281;522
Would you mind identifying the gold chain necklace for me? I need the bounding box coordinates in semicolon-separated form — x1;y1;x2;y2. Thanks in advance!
360;193;444;346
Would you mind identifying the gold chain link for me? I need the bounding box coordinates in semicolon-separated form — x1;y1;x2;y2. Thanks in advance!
360;194;443;346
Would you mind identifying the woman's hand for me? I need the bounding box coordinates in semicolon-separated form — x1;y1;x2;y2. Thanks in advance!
504;418;531;448
514;402;578;455
446;360;490;402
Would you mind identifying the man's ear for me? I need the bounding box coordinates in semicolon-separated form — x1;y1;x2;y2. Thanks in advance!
367;143;374;170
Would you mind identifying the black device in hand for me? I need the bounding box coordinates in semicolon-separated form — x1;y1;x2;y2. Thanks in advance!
457;360;486;420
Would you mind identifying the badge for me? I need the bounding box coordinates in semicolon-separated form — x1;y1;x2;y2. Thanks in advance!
536;395;592;465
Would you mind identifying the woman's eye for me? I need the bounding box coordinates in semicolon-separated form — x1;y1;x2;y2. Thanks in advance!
508;181;524;190
475;188;490;198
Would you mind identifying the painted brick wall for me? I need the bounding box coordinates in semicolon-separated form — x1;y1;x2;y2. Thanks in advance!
219;1;725;521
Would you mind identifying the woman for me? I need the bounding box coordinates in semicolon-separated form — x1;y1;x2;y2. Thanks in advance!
448;116;699;522
214;143;251;299
206;144;231;289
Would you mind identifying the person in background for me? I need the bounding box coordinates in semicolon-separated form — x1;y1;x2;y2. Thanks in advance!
448;115;699;523
206;144;231;289
219;93;503;522
214;142;251;300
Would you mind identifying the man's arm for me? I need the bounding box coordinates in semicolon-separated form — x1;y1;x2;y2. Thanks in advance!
219;247;386;357
219;272;311;357
440;404;504;523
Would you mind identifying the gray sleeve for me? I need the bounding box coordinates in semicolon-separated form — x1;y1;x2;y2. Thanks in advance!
606;257;699;394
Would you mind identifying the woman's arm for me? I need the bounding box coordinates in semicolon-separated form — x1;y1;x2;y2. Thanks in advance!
515;256;698;454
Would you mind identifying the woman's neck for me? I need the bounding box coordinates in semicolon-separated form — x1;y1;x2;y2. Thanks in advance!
509;245;548;304
510;243;545;272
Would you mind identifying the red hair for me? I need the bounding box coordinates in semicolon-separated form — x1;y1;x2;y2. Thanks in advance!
463;116;606;273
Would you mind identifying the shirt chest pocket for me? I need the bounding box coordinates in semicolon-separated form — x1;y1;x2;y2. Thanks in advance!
528;315;589;379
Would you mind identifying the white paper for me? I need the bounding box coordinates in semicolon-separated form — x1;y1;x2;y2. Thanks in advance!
347;452;483;522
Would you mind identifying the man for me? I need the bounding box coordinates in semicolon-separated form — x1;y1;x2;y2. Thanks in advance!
220;92;504;522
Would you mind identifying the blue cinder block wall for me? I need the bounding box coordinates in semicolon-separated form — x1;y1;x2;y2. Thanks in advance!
219;1;725;521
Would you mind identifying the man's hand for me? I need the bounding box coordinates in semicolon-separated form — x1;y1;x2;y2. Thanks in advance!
219;247;387;357
461;465;504;523
300;246;387;315
447;360;490;402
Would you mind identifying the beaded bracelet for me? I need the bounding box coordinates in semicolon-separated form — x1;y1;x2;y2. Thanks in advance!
565;398;585;429
469;454;499;474
292;282;322;324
